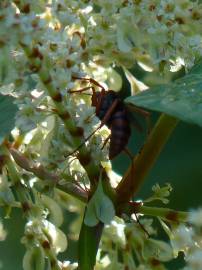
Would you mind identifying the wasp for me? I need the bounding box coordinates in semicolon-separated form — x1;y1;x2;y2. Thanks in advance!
69;77;150;160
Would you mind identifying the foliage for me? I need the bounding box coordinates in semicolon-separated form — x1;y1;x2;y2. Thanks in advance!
0;1;202;270
126;68;202;127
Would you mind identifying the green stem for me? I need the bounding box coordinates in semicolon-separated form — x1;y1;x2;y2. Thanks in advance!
139;205;188;223
10;148;88;203
0;201;21;208
116;114;179;204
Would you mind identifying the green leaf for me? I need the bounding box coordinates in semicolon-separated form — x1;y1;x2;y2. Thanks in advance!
80;175;115;269
125;60;202;127
84;198;99;227
189;58;202;75
84;180;115;226
0;94;18;143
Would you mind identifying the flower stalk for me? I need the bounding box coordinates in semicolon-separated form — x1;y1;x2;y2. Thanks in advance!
10;148;88;202
116;114;179;204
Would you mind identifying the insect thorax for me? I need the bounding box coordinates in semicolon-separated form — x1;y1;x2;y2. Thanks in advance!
96;91;121;121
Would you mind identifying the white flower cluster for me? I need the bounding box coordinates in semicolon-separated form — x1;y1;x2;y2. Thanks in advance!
1;0;202;169
1;1;202;269
96;209;202;270
86;0;202;70
97;216;174;269
170;208;202;270
0;1;110;168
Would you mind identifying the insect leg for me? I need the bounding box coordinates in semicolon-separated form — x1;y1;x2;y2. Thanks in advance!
134;107;151;135
99;98;119;127
70;77;107;113
69;86;93;94
145;113;152;135
72;76;106;91
101;135;111;150
128;104;151;134
123;147;134;161
128;105;149;116
133;211;150;238
93;88;105;115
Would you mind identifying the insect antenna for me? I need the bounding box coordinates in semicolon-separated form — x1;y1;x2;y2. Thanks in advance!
101;135;111;150
72;76;106;91
64;124;105;158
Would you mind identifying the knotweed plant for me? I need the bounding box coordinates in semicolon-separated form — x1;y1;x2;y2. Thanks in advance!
0;1;202;270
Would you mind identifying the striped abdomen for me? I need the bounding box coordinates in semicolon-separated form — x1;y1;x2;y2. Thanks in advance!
93;91;131;159
108;109;131;159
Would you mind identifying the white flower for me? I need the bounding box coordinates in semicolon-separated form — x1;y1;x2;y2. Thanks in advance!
186;250;202;270
59;260;78;270
144;183;172;204
143;238;173;262
104;218;126;247
24;219;67;253
188;208;202;227
170;224;194;256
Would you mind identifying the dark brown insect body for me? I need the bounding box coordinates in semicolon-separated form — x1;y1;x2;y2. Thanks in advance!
91;90;131;159
70;77;148;160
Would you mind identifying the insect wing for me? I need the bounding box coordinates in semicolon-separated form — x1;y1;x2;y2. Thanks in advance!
125;103;143;132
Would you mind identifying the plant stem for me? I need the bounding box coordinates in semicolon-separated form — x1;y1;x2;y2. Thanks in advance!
9;148;88;203
139;205;188;223
116;114;179;204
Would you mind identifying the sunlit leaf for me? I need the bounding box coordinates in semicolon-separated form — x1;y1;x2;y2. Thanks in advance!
84;180;115;226
125;60;202;127
84;198;99;227
0;94;18;143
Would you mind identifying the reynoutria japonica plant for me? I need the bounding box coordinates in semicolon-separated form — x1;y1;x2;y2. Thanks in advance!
1;1;202;269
